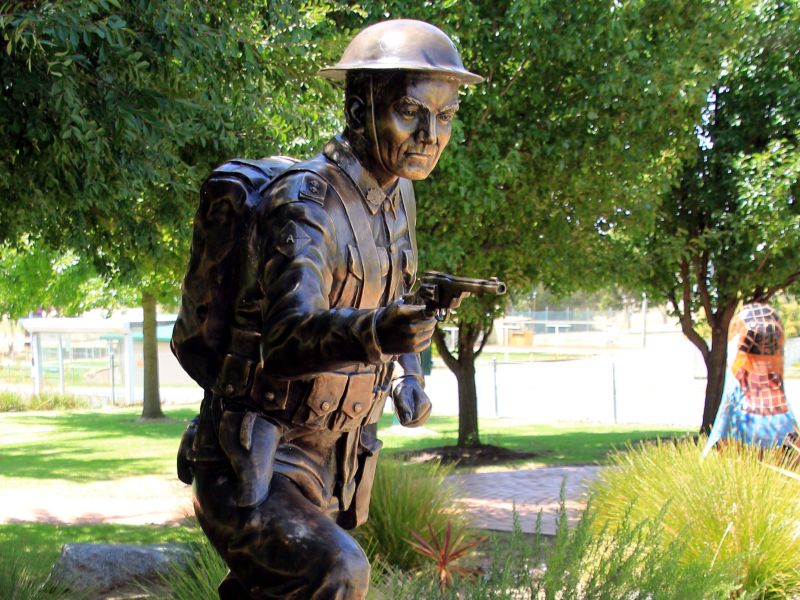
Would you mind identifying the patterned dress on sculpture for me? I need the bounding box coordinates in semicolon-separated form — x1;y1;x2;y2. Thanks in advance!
704;303;799;453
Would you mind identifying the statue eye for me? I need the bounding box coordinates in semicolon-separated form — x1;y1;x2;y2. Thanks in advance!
438;112;454;123
397;105;418;119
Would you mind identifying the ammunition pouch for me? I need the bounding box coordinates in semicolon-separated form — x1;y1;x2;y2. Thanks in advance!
212;328;261;399
218;410;282;508
337;430;383;530
177;414;200;485
284;363;393;432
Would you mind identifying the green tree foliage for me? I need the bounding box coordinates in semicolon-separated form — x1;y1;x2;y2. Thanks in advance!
0;0;355;416
615;0;800;432
364;0;735;446
0;239;113;319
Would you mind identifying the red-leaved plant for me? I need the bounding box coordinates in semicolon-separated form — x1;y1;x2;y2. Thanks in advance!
407;522;485;592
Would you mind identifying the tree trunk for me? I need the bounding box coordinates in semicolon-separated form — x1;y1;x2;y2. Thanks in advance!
700;326;729;434
141;292;165;419
432;323;484;448
456;342;480;448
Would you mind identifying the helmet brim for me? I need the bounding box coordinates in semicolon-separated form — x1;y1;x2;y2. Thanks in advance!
318;63;484;85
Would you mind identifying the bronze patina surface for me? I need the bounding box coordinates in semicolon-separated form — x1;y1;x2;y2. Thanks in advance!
172;19;483;600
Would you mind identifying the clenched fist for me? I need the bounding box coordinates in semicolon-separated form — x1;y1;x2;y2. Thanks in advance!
392;375;432;427
375;300;436;356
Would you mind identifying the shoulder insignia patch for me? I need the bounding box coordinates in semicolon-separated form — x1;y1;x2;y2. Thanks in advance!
298;173;327;204
276;220;312;258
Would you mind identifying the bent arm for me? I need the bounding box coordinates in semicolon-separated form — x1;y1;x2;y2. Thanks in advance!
253;192;386;379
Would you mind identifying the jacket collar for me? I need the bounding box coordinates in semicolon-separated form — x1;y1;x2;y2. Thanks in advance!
323;135;401;216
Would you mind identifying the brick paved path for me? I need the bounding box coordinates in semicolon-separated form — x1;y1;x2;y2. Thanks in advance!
449;466;603;535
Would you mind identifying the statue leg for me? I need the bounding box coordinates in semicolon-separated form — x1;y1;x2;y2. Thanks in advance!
193;466;370;600
218;571;255;600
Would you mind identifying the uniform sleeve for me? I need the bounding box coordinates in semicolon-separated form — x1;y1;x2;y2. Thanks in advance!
252;173;387;378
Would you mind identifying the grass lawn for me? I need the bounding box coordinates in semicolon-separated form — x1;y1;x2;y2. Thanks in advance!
376;414;691;468
0;406;690;483
0;406;690;570
0;406;198;482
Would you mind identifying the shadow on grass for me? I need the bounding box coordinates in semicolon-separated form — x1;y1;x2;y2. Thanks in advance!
0;407;199;482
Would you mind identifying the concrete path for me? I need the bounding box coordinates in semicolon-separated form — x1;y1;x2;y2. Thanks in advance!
0;466;600;535
0;477;194;526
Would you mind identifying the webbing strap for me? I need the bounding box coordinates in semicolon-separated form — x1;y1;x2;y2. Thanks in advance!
286;157;383;309
399;178;417;259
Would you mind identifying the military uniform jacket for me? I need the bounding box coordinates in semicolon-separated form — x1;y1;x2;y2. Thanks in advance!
247;135;418;520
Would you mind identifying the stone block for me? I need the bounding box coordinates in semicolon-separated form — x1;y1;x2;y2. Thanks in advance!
50;543;190;594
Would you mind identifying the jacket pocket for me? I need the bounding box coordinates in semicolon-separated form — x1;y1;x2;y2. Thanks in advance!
292;372;349;428
332;372;377;432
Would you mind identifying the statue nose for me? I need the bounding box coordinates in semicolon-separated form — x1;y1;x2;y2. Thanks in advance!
416;114;436;145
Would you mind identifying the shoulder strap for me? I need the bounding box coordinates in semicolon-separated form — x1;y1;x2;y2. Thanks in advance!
399;178;417;259
283;157;383;310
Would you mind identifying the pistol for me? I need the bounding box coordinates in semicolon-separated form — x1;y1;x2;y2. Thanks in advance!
405;271;507;322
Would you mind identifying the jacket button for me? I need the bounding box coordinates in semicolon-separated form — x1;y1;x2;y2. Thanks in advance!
265;392;275;401
321;401;331;411
353;402;363;414
224;384;234;395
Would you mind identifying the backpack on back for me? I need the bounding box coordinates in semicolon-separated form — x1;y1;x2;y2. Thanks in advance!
171;157;298;390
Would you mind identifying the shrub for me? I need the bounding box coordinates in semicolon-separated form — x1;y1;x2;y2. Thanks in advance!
355;458;469;571
591;438;800;598
372;499;737;599
0;391;89;412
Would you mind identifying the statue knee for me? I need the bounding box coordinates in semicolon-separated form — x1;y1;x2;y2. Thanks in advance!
315;542;370;599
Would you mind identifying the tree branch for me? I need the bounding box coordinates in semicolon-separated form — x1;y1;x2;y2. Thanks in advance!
752;248;771;277
474;318;494;359
759;271;800;302
432;326;459;374
679;257;710;361
694;247;714;324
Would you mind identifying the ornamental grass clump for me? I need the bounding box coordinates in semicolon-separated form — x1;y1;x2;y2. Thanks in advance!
591;437;800;598
0;542;71;599
373;499;736;599
355;457;468;571
146;537;227;600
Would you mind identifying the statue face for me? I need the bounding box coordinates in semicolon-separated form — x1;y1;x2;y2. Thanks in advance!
369;75;460;182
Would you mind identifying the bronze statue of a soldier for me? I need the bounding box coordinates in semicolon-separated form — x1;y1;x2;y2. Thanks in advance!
172;19;482;600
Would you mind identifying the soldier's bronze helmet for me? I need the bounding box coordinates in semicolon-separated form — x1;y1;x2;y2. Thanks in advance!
319;19;482;85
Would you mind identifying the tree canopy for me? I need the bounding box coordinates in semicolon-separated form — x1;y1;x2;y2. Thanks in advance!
362;0;738;445
614;0;800;430
3;0;793;436
0;0;355;415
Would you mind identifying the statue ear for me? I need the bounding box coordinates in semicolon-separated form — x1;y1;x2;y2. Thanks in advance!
345;95;366;133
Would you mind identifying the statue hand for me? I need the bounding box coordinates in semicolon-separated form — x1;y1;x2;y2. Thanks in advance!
375;301;436;356
392;375;432;427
